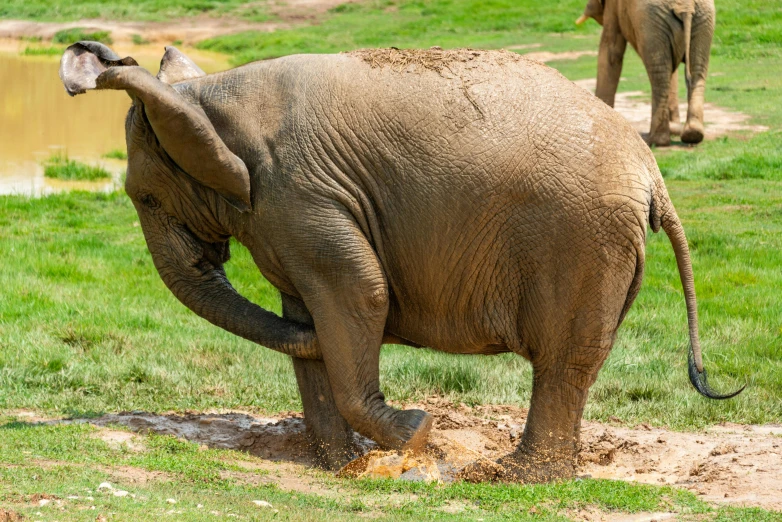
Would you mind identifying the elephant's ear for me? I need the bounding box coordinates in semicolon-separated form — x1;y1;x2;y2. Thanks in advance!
59;42;251;212
59;41;139;96
157;46;206;84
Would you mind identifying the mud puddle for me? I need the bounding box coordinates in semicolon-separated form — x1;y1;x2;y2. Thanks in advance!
0;39;228;196
574;78;768;145
47;401;782;511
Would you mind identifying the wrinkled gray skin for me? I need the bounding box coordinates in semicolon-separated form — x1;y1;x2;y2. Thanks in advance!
577;0;715;146
59;42;741;482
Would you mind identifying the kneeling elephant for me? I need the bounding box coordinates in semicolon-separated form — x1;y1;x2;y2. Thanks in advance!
59;43;741;482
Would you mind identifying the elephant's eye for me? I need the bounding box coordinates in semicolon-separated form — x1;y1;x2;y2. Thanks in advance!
140;194;160;209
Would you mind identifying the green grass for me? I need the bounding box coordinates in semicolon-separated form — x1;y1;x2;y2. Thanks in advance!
101;148;128;161
42;152;112;181
20;45;64;56
52;27;113;45
1;416;776;521
0;0;268;22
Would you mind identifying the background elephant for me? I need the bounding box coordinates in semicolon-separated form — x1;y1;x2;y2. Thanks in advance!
576;0;715;146
59;42;740;482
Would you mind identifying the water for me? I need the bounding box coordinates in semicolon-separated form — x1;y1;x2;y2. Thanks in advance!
0;39;229;196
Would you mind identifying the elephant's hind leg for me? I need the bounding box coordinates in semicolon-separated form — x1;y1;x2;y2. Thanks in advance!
669;69;683;136
465;236;639;483
681;10;715;144
282;294;358;470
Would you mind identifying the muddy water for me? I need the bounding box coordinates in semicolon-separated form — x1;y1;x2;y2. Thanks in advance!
0;39;229;196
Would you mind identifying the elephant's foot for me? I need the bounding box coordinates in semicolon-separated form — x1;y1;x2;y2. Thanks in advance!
381;408;433;452
681;120;705;144
644;130;671;147
458;449;575;484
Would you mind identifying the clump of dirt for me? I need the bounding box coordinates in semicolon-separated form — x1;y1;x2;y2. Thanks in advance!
0;509;24;522
336;450;440;481
578;429;638;466
349;47;521;73
574;78;768;143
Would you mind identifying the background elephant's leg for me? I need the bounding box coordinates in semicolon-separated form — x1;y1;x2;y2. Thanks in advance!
282;294;357;470
643;52;675;146
682;13;715;144
668;69;683;136
595;24;627;107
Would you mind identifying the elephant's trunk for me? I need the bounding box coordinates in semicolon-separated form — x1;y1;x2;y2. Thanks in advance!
138;207;321;359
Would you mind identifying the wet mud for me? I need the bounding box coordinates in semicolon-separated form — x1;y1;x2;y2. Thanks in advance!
41;400;782;511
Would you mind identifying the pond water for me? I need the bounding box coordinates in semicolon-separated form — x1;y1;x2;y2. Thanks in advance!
0;39;229;196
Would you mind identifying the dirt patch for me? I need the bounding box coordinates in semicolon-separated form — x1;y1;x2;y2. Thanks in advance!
523;50;597;63
574;78;768;143
90;428;145;452
100;465;170;485
0;0;351;46
71;403;782;511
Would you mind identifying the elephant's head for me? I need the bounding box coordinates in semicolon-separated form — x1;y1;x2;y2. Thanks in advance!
576;0;604;26
59;42;319;359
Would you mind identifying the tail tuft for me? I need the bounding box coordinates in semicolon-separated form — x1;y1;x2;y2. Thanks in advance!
688;346;745;400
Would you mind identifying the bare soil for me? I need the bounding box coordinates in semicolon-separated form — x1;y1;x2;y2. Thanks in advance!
48;401;782;511
574;78;768;143
0;0;352;46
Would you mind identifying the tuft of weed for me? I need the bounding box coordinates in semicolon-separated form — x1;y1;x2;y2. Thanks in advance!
130;33;149;45
42;152;111;181
52;27;113;45
21;46;64;56
102;148;128;160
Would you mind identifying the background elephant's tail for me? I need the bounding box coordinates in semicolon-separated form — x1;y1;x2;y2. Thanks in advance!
683;10;693;85
674;0;695;85
650;182;745;400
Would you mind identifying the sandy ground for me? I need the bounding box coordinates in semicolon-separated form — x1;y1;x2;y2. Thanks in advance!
0;0;352;45
20;399;773;513
573;78;768;143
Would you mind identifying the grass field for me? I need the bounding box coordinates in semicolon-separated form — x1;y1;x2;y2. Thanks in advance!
2;0;781;520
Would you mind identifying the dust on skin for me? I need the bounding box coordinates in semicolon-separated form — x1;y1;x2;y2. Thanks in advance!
12;402;774;511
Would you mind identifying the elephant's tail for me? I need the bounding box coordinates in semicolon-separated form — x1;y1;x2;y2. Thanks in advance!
650;183;745;400
683;10;693;85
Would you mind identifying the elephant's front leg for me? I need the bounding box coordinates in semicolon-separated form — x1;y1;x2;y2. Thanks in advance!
282;294;358;470
288;221;433;452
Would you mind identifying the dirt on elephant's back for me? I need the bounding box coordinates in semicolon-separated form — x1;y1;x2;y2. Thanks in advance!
33;401;782;511
348;47;522;74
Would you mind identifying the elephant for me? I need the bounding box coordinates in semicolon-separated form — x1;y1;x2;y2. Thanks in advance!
576;0;716;147
58;42;742;482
